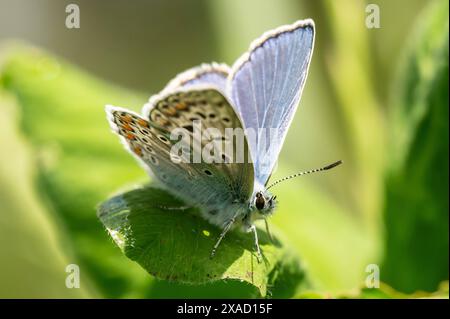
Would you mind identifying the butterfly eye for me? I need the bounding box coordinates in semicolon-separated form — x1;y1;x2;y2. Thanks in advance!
255;193;265;210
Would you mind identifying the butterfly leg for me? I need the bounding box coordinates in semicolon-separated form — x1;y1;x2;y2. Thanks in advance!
264;219;275;243
249;224;262;263
210;216;236;259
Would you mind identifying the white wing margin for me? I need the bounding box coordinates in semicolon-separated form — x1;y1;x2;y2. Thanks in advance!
163;62;230;94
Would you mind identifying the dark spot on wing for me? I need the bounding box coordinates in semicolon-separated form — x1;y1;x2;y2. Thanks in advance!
204;169;213;176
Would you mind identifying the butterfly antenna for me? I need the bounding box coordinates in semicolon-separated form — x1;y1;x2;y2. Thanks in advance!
266;160;343;190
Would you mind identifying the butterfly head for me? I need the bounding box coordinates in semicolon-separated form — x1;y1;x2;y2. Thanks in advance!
250;190;277;218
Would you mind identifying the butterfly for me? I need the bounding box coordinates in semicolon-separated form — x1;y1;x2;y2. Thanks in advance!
106;19;341;262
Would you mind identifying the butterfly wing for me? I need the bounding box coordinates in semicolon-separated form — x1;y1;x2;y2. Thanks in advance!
228;19;315;188
162;63;230;94
106;86;253;226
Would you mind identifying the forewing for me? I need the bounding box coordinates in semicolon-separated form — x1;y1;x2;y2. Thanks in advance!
228;19;315;188
106;87;254;220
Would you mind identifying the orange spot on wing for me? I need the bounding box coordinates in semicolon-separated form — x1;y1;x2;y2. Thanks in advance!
133;146;142;156
157;118;170;126
137;119;149;127
123;123;133;131
121;115;133;123
162;107;177;116
174;102;187;110
126;133;135;140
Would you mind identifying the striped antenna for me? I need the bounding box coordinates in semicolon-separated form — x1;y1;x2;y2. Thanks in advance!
266;160;343;190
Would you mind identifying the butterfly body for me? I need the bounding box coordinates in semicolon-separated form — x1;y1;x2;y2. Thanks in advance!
106;19;319;260
199;189;276;231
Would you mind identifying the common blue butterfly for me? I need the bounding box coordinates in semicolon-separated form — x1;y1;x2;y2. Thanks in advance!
106;19;341;261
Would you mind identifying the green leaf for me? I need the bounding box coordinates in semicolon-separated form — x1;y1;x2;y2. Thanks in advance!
295;281;449;299
0;90;93;298
383;0;449;293
352;281;449;299
97;185;308;297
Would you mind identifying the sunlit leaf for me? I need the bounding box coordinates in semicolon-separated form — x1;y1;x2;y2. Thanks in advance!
295;281;449;299
98;185;308;297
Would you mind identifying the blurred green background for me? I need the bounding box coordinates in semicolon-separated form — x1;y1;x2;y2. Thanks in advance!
0;0;448;298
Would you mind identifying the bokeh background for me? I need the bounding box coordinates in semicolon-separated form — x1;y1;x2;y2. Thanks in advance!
0;0;448;298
